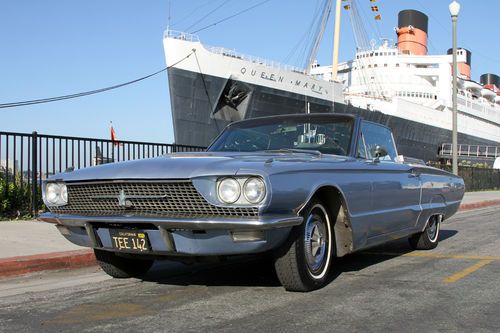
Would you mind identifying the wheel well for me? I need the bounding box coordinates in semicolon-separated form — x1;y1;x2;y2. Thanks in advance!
423;213;443;231
313;186;353;257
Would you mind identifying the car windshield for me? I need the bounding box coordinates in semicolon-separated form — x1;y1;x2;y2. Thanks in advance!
208;116;354;155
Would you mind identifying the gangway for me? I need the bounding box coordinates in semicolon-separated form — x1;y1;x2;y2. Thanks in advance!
438;143;500;159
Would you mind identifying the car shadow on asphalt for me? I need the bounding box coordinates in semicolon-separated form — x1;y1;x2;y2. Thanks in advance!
142;255;282;288
140;229;459;289
335;229;459;275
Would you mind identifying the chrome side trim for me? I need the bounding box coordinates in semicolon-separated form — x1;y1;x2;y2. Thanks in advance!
38;213;303;231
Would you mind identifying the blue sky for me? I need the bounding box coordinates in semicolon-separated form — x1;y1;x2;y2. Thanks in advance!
1;0;498;144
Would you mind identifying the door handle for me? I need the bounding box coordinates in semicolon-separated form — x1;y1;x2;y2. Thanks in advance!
409;169;421;178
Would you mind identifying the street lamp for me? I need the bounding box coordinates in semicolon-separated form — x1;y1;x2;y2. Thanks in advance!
449;1;460;175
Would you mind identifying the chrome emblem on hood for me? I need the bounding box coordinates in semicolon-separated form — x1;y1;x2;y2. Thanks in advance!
117;190;132;208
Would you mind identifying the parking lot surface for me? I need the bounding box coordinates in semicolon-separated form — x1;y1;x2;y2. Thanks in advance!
0;207;499;332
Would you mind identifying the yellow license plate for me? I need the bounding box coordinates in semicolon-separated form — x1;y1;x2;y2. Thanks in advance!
109;229;151;252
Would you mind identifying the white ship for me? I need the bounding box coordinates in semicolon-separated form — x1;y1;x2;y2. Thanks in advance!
163;4;500;163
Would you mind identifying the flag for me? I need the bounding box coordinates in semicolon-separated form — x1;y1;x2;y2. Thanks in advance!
370;0;376;2
110;123;121;146
374;14;382;20
371;6;379;12
344;5;350;10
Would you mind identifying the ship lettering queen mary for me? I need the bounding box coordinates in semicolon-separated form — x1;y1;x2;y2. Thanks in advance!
163;1;500;163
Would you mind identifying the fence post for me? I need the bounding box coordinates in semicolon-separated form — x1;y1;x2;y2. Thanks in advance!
31;131;38;216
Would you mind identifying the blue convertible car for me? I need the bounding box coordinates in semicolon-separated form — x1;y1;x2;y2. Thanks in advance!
39;114;464;291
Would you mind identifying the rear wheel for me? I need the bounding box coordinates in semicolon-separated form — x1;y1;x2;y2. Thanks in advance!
409;215;441;250
94;249;154;278
274;199;335;292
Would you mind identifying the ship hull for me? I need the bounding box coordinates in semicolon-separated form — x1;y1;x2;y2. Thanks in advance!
168;67;498;162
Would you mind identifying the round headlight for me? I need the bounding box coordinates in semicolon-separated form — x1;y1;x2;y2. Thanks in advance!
60;184;68;203
243;177;266;204
218;178;241;204
46;183;61;204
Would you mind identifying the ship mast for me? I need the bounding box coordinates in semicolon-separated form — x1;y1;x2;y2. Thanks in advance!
331;0;342;81
305;0;333;74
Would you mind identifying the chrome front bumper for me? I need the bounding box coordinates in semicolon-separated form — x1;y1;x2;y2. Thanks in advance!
38;213;302;230
38;213;303;256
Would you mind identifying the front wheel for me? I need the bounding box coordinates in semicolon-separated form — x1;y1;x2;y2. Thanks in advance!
273;199;335;292
409;215;441;250
94;249;154;278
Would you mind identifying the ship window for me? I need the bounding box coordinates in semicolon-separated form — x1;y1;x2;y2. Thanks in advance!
374;64;378;68
375;52;379;56
396;63;400;67
411;92;415;97
384;64;388;67
368;65;372;68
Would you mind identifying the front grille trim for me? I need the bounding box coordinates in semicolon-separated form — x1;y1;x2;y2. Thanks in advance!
50;180;259;218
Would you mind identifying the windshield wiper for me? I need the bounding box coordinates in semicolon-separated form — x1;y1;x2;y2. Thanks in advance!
263;149;322;157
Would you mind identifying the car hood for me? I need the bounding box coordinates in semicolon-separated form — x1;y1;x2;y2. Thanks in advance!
51;151;352;182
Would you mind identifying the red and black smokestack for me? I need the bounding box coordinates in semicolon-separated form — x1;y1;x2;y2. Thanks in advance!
447;48;472;80
396;10;428;56
480;73;500;91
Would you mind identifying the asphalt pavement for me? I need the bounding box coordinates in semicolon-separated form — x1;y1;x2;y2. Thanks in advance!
0;205;499;332
0;190;499;278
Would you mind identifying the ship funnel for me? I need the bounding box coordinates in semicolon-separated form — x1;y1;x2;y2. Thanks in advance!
447;48;471;80
396;10;428;55
480;73;500;90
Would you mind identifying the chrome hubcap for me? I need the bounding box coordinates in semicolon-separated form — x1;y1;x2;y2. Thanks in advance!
304;211;328;274
426;217;439;242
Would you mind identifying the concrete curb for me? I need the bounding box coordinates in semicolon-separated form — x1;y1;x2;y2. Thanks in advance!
459;199;500;211
0;249;96;278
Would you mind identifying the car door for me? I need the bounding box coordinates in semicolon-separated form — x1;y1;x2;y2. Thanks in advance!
360;122;422;237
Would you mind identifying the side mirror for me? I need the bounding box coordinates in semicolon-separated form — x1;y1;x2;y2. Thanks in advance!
373;145;388;158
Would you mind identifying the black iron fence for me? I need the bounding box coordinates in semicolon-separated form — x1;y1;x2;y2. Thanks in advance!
436;165;500;192
0;131;205;216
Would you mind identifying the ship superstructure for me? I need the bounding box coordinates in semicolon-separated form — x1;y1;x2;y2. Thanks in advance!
312;10;500;147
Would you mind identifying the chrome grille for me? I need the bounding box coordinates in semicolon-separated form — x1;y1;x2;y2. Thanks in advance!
50;181;258;218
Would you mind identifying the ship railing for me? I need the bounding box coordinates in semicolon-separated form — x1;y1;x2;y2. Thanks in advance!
206;46;306;74
439;143;500;159
164;29;200;42
458;90;500;123
164;29;309;74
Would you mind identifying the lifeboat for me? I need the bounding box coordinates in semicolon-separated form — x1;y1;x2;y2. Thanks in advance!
481;87;496;100
462;79;482;93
